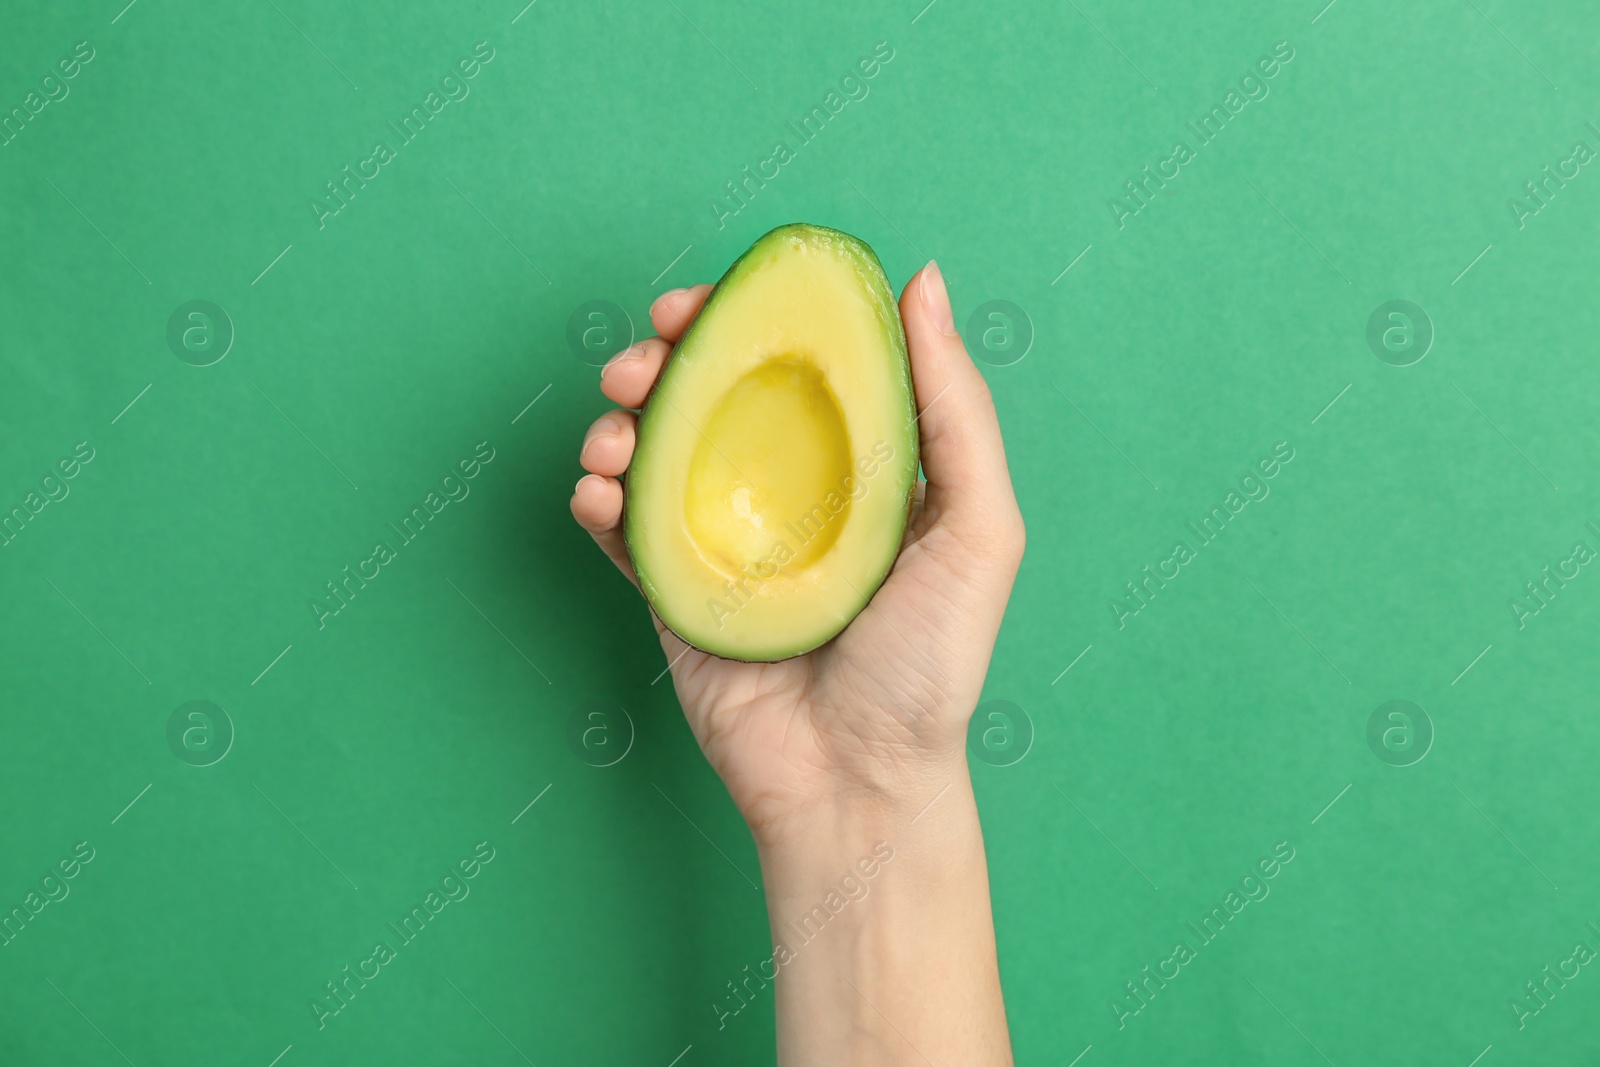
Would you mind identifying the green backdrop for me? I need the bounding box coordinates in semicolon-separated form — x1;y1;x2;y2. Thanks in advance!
2;0;1597;1063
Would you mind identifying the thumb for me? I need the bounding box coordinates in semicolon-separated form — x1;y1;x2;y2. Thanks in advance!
898;261;1024;558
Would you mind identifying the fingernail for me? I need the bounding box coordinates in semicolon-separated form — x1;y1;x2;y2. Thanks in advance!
649;287;688;315
581;419;619;456
600;343;645;378
920;260;957;336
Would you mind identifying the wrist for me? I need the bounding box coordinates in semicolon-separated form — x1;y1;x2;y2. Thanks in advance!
749;762;1014;1066
744;745;973;855
752;765;981;908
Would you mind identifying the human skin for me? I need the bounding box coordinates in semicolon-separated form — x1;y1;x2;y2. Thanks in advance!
570;261;1023;1065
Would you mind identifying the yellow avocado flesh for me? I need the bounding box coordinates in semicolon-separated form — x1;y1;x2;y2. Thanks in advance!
684;357;852;572
625;224;918;662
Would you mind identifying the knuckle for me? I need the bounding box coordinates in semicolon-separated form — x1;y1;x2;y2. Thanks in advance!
968;374;998;415
1006;510;1026;560
948;510;1026;567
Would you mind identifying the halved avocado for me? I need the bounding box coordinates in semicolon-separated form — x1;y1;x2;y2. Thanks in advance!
624;223;919;662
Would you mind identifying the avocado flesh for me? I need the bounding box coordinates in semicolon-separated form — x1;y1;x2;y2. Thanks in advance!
624;223;919;662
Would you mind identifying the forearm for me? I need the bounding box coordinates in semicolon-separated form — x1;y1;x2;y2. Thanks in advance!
755;772;1013;1066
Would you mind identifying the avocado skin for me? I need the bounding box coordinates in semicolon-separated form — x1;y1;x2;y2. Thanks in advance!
622;222;919;663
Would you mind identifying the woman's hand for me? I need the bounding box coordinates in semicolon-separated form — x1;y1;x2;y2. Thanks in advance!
570;261;1025;846
572;259;1021;1064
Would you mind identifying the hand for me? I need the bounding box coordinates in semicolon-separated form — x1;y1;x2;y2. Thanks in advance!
573;259;1022;1064
569;260;1025;845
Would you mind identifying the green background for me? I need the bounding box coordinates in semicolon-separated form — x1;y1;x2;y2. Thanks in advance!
2;0;1597;1062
